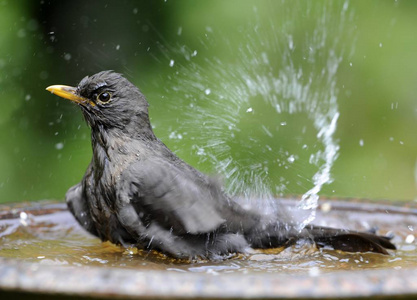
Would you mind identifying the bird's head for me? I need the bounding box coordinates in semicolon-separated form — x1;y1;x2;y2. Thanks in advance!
46;71;150;131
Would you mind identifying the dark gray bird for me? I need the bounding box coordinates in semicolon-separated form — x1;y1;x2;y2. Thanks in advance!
46;71;395;259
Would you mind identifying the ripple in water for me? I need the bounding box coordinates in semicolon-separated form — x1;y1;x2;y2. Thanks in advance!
0;205;414;274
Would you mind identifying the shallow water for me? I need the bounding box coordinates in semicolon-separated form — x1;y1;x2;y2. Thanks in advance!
0;201;416;276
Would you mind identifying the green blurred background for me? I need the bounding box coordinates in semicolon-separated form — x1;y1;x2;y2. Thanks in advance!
0;0;416;203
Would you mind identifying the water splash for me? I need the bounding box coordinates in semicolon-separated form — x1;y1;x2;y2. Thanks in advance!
152;1;354;228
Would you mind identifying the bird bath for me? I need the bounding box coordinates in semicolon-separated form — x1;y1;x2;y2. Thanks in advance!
0;199;416;299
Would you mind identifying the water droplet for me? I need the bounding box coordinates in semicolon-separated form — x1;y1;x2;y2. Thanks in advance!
63;53;71;61
204;88;211;95
49;32;56;42
177;26;182;36
19;211;29;226
246;107;253;113
261;52;269;64
55;142;64;150
405;234;415;244
349;62;353;67
169;59;175;67
133;8;138;14
25;94;31;101
17;29;26;38
287;155;295;163
359;139;364;147
342;1;349;12
20;211;28;220
116;45;120;50
379;42;383;48
391;102;399;110
288;35;294;50
275;104;282;113
191;50;198;57
169;131;182;139
196;148;205;156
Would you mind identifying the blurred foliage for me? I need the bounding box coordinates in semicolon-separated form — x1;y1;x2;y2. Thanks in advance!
0;0;416;203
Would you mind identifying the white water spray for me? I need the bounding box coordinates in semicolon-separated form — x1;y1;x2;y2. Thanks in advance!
153;1;354;229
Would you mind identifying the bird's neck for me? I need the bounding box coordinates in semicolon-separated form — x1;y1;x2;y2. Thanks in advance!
90;121;157;162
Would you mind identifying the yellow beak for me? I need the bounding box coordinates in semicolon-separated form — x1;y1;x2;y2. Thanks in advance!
46;85;95;106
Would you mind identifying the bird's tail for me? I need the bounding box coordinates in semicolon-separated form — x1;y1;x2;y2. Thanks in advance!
303;225;396;254
245;223;396;254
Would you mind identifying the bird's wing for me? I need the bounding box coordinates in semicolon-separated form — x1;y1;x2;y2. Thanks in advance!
117;158;227;235
66;182;99;237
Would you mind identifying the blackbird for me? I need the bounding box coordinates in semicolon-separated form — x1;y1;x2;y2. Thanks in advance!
46;71;395;259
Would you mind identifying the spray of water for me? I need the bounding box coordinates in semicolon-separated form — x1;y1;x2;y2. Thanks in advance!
151;1;354;229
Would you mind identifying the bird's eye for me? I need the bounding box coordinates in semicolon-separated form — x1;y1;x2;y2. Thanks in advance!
97;92;111;103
